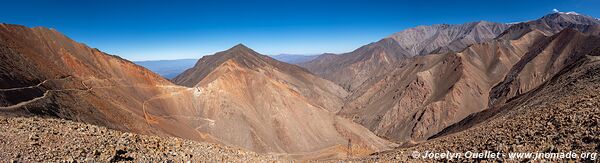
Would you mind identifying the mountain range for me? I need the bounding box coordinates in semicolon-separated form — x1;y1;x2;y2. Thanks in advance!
1;12;599;161
269;54;319;64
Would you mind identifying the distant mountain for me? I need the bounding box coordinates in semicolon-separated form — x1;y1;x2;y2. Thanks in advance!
301;20;510;91
498;11;600;40
388;20;510;56
135;59;197;79
269;54;319;64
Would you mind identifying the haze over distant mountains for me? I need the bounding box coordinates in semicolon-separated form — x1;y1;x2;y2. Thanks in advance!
269;54;319;64
1;11;600;162
135;59;198;79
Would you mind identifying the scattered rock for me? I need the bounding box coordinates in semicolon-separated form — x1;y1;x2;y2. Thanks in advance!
0;116;283;162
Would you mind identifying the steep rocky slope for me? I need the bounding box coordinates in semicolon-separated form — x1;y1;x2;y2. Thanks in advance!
300;39;410;90
431;29;600;139
0;23;181;138
0;116;282;162
490;24;600;108
361;49;600;162
171;44;394;158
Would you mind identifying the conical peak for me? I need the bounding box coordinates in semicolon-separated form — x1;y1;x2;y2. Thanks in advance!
218;43;262;59
228;43;252;51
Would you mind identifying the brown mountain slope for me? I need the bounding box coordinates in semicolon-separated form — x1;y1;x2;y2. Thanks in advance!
173;44;314;87
426;15;600;140
0;23;183;137
172;44;347;112
337;28;546;143
425;28;600;138
361;48;600;162
169;44;394;158
490;29;600;108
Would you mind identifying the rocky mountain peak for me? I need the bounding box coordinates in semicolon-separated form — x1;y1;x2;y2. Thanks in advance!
497;11;600;40
228;43;253;52
218;43;261;59
385;20;509;56
171;44;268;87
539;11;600;25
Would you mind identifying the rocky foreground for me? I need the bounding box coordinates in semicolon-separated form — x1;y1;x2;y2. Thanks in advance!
0;116;283;162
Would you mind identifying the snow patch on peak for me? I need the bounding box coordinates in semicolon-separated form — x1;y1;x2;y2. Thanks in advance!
563;11;580;15
555;11;580;15
552;9;560;13
507;21;523;25
552;9;581;16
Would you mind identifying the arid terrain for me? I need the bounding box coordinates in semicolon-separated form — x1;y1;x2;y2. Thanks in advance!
0;116;283;162
1;11;599;162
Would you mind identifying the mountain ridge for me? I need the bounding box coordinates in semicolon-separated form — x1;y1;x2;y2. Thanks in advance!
173;44;314;87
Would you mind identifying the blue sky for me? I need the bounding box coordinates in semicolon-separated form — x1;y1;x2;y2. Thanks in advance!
1;0;599;61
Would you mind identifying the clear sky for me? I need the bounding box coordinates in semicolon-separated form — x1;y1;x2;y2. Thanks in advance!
1;0;599;61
